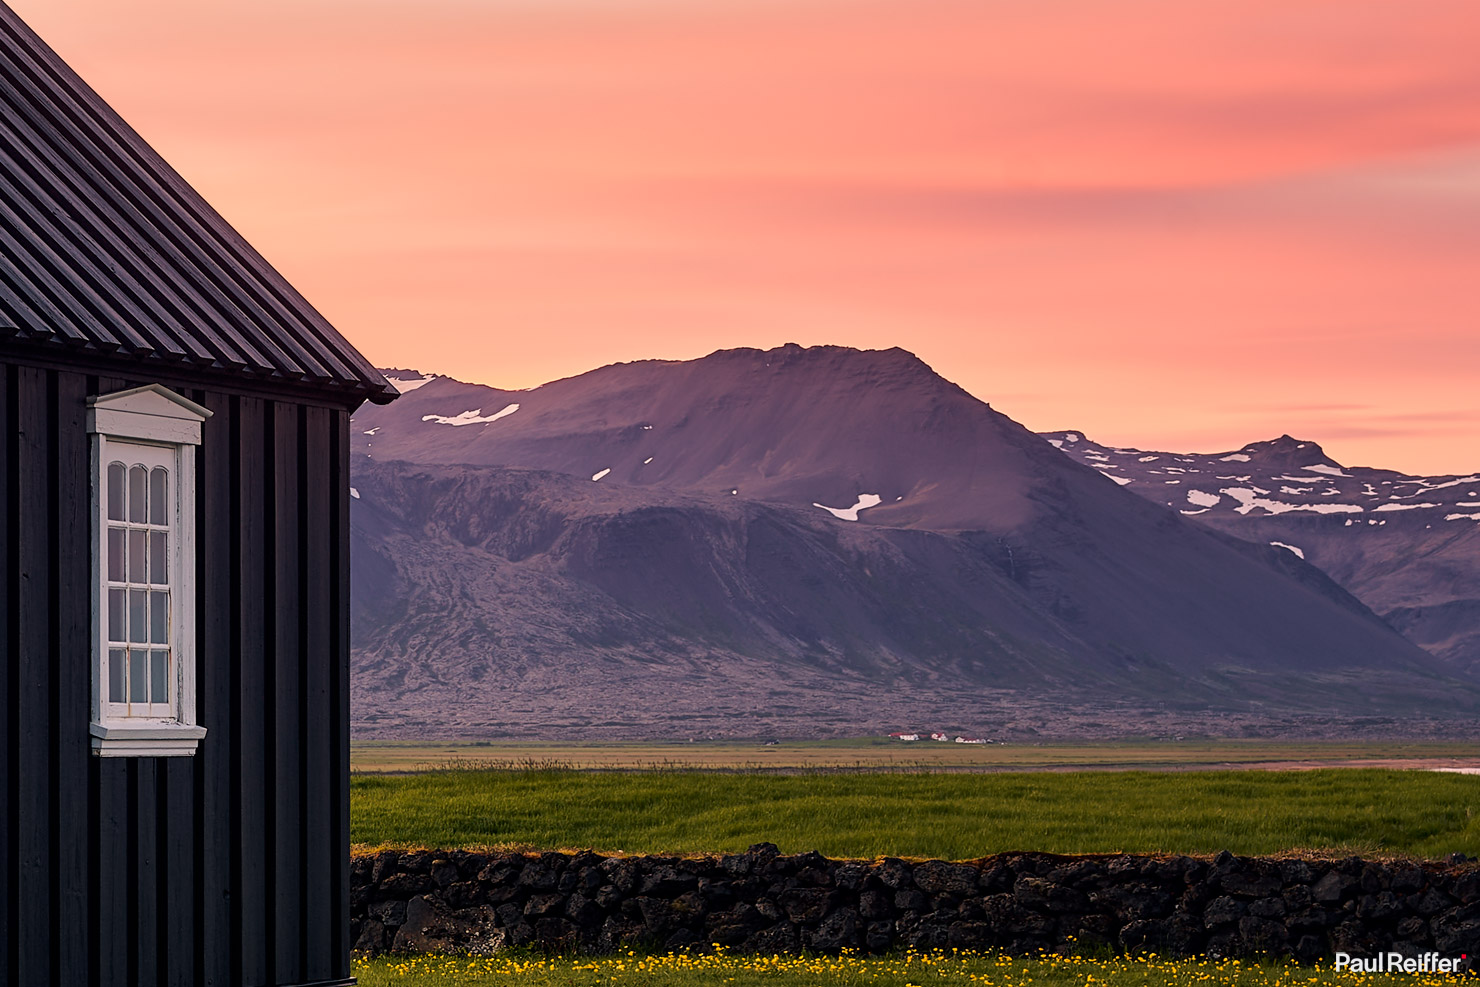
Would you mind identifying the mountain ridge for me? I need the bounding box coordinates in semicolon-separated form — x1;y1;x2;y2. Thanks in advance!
345;344;1479;739
1042;428;1480;676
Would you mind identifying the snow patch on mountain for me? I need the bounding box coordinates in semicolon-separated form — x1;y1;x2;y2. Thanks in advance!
1270;542;1305;559
814;493;883;521
422;403;520;427
1421;475;1480;492
1221;488;1363;516
386;373;436;393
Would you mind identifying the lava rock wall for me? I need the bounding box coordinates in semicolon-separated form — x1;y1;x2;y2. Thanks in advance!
351;844;1480;961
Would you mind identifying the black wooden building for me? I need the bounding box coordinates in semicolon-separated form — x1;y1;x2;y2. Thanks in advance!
1;3;397;984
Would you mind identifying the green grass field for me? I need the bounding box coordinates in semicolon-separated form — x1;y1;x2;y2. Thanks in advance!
351;949;1466;987
349;738;1480;774
350;767;1480;859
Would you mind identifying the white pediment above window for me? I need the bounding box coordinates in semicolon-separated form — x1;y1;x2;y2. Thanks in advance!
87;383;212;445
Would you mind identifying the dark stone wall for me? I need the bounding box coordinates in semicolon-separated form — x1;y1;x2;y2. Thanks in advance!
351;845;1480;962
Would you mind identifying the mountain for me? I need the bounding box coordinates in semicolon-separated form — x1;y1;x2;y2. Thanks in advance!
1041;431;1480;676
360;346;1058;532
346;345;1478;739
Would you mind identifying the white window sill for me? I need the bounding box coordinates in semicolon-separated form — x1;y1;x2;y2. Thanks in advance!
90;720;206;757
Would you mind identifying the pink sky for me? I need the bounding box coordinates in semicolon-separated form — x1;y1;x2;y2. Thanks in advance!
12;0;1479;474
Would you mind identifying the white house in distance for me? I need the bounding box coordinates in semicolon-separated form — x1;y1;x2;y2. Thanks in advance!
886;732;991;744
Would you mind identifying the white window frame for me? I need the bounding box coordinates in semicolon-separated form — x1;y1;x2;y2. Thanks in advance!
88;384;211;757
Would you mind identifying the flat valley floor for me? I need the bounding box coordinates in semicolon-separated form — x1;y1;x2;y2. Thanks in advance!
349;737;1480;775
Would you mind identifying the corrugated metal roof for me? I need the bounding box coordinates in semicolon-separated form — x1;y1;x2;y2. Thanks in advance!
0;2;398;404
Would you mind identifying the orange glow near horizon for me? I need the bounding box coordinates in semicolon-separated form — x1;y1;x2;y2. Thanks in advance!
9;0;1479;474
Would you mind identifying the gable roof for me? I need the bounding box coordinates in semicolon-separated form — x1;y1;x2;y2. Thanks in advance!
0;3;398;405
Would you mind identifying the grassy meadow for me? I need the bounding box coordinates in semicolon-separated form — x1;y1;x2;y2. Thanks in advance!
351;767;1480;860
350;748;1480;982
349;738;1480;774
351;949;1469;987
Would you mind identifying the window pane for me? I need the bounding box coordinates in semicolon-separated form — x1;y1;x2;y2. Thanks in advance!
108;588;125;642
151;650;168;704
128;530;146;582
150;591;168;644
109;648;125;703
107;463;126;521
129;650;147;703
149;532;168;585
149;467;168;525
107;528;125;582
128;465;147;523
129;590;147;644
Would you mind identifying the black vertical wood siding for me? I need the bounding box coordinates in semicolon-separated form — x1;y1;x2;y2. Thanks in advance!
303;406;334;984
0;356;356;987
198;387;234;987
1;361;14;987
17;363;54;987
236;393;270;987
54;370;90;987
330;409;353;971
